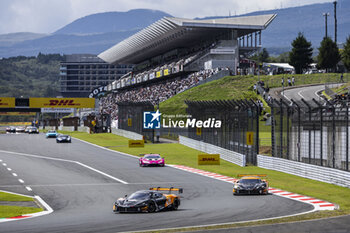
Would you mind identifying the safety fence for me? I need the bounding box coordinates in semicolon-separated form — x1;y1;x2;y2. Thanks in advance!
185;100;259;165
258;154;350;188
270;98;350;171
179;136;246;167
117;101;154;141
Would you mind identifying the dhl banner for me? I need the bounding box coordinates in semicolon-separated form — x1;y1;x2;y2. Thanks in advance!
0;97;15;108
128;140;144;148
29;98;95;108
198;154;220;165
0;112;36;116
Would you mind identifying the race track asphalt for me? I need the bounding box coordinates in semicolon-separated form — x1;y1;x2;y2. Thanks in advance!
0;133;313;233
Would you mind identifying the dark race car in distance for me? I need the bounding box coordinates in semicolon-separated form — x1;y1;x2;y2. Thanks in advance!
6;126;16;133
56;134;71;143
27;126;39;134
233;174;269;195
113;187;182;213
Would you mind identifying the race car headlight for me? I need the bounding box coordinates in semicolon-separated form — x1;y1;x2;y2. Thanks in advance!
143;160;150;163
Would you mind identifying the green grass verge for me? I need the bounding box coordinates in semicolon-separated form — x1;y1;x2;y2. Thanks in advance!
160;73;350;115
0;191;43;218
0;206;42;218
61;132;350;217
0;192;34;202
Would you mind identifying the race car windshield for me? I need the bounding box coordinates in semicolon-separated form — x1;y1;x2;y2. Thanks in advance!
240;179;261;184
145;155;160;159
129;192;150;200
48;131;56;133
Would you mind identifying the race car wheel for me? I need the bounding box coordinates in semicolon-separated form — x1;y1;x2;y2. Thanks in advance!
172;199;179;210
147;201;156;213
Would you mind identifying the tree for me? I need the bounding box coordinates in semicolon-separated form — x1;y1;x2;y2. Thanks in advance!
342;36;350;71
289;33;313;74
259;48;269;62
317;37;341;72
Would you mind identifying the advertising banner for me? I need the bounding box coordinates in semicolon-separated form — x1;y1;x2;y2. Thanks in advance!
0;97;15;108
198;154;220;165
30;98;95;108
0;112;36;116
128;140;144;148
156;71;162;78
41;108;74;113
163;69;169;76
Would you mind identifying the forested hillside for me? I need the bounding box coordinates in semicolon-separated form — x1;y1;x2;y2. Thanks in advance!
0;53;63;98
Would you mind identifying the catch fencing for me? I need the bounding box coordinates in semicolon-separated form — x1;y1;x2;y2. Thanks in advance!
270;98;350;171
185;100;259;165
116;101;154;141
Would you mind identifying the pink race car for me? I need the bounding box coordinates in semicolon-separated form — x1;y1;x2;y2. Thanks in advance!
139;154;165;167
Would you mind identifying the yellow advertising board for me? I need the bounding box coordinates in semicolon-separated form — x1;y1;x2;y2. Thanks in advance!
246;131;254;145
198;154;220;165
128;140;144;148
29;98;95;108
196;127;202;136
163;69;169;76
0;112;36;116
128;118;132;126
156;71;162;78
0;97;15;108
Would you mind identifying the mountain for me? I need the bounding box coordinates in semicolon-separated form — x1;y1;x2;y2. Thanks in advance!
0;9;171;58
54;9;171;35
0;2;349;58
0;32;47;47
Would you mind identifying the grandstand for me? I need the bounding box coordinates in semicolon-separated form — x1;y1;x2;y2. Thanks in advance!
98;14;276;120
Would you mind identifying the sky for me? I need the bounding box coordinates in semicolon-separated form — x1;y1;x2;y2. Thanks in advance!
0;0;333;35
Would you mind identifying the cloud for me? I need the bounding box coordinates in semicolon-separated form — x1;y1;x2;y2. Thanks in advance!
0;0;333;34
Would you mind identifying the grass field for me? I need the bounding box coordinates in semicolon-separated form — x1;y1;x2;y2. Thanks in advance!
60;131;350;222
0;191;43;218
160;73;350;115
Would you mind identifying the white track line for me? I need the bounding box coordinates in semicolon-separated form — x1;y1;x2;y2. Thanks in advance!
12;173;17;177
2;163;7;166
18;179;24;183
26;186;32;191
72;137;139;159
0;150;128;184
7;167;12;171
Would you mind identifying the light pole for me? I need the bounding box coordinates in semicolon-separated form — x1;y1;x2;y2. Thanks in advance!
333;1;337;43
323;12;330;38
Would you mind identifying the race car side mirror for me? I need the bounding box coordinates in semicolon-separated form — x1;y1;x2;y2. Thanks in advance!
124;195;127;198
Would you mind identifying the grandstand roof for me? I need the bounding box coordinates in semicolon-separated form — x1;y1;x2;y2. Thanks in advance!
99;14;276;65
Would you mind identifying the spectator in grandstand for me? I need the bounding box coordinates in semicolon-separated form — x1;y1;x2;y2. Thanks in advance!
99;67;223;121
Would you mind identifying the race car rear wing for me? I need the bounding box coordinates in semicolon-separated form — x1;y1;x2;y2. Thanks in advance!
150;187;183;194
237;174;267;178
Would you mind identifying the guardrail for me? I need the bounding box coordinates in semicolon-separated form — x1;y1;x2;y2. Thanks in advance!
111;128;143;140
258;154;350;188
179;136;246;167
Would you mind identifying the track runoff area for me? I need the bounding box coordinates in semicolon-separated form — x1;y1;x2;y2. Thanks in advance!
0;132;336;232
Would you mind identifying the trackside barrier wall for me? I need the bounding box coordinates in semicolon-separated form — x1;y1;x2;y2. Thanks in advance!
77;126;90;133
111;128;143;140
257;154;350;188
58;126;74;131
179;136;246;167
